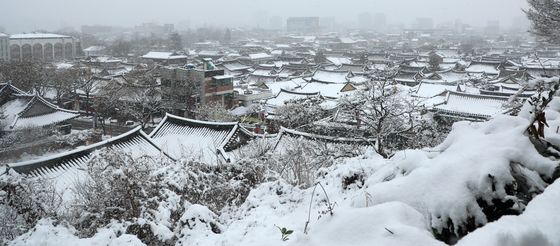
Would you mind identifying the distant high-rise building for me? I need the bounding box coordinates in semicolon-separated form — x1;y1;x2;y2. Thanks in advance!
454;19;465;33
373;13;387;32
269;16;283;30
134;22;174;36
415;17;434;30
81;25;113;35
163;24;174;33
358;12;373;30
287;17;320;33
485;20;500;35
320;17;336;32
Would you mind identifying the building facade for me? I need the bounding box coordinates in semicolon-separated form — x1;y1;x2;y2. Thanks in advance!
287;17;320;33
8;33;80;62
0;33;8;61
161;66;235;117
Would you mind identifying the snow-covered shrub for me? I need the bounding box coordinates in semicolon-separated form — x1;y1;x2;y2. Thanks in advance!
10;219;145;246
154;160;266;213
70;150;162;237
63;149;262;244
0;170;62;243
0;127;55;150
54;129;97;146
274;97;330;129
271;137;366;187
361;115;559;243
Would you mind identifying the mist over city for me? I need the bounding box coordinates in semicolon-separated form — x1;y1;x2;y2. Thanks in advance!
1;0;529;32
1;0;560;245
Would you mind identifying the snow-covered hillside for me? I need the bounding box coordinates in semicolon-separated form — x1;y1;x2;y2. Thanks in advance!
6;112;560;245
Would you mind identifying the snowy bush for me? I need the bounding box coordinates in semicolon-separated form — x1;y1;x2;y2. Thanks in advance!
56;149;264;244
0;127;55;150
54;129;97;146
154;159;266;213
236;135;366;188
274;97;330;129
69;151;163;238
0;170;62;243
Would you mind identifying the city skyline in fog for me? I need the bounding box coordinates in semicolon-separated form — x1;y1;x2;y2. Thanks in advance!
1;0;529;33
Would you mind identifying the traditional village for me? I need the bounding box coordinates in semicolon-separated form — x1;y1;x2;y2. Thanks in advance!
2;1;560;245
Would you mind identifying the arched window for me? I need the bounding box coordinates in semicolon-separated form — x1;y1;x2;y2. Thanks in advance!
32;43;43;60
10;44;20;62
44;43;54;61
64;42;73;59
54;43;63;60
21;44;32;61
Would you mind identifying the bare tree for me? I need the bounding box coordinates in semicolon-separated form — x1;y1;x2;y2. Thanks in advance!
0;62;45;93
526;0;560;43
74;69;95;115
339;80;422;157
193;101;236;122
274;97;330;129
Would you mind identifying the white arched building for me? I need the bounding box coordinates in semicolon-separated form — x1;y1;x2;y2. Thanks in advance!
8;33;80;62
0;33;8;61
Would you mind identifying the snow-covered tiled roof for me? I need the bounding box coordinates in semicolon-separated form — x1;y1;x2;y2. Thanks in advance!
266;89;321;108
465;62;500;75
312;69;351;84
149;113;241;163
326;57;352;66
295;82;356;99
262;79;304;95
142;51;187;60
273;127;375;154
220;60;251;71
413;83;461;98
8;127;171;175
434;91;511;120
248;53;273;60
0;84;79;131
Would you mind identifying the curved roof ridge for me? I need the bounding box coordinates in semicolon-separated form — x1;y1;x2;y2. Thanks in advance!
8;127;175;175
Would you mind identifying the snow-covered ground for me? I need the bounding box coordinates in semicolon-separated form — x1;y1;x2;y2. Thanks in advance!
7;109;560;245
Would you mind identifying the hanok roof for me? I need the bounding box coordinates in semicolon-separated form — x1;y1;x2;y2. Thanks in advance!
260;79;305;95
326;57;352;66
413;82;462;98
421;70;470;84
393;70;422;85
465;61;500;75
338;64;367;74
277;66;311;78
142;51;188;60
244;74;279;84
295;82;356;99
251;66;276;76
8;127;171;176
149;113;241;163
248;53;273;60
273;127;375;154
0;84;79;131
311;69;352;84
219;60;252;72
266;89;321;108
434;91;511;121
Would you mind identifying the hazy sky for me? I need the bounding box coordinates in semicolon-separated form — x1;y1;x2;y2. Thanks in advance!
0;0;529;32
